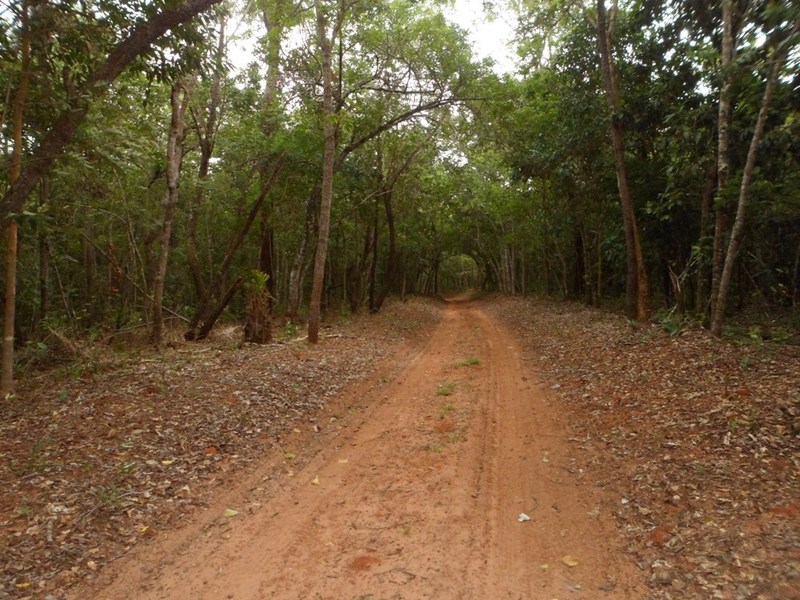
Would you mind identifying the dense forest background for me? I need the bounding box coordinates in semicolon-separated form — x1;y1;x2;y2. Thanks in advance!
1;0;799;389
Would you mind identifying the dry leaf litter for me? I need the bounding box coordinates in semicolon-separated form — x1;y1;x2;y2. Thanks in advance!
0;298;440;599
485;296;800;600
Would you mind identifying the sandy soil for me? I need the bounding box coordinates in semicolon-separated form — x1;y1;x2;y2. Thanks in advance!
71;298;647;599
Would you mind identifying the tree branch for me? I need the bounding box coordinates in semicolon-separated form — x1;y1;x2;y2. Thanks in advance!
0;0;224;224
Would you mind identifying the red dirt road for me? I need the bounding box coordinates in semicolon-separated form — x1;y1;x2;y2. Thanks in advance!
73;299;647;599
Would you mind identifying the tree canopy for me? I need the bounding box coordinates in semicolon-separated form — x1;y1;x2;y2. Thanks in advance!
1;0;799;383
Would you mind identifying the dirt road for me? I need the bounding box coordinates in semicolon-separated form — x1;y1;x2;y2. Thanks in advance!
75;299;646;599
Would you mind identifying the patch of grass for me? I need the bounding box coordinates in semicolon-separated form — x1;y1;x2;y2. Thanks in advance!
117;462;137;477
438;403;455;418
456;356;481;367
435;382;456;396
447;432;463;444
425;443;444;453
92;484;130;513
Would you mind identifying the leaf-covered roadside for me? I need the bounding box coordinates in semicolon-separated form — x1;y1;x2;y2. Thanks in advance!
486;296;800;600
0;299;440;599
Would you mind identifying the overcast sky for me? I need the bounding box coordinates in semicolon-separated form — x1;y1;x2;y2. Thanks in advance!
228;0;518;75
443;0;517;74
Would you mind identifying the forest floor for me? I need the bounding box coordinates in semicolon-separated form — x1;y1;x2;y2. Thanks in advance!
1;295;798;599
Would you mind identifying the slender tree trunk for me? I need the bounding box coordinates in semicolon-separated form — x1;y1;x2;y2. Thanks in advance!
36;186;50;330
368;200;379;311
372;143;421;311
710;26;795;336
374;188;397;311
196;276;244;340
596;0;649;320
186;18;224;304
2;0;31;395
251;6;284;325
152;79;192;346
287;186;319;319
308;0;338;344
710;0;736;327
184;155;284;340
259;214;276;301
695;161;717;314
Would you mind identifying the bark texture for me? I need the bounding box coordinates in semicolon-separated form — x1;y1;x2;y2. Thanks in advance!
2;0;31;395
152;79;192;347
596;0;649;321
308;0;338;344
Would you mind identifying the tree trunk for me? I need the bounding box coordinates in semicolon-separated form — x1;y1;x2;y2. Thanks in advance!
710;25;795;336
1;0;31;395
250;3;285;330
373;187;397;312
0;0;224;225
695;161;717;314
195;276;244;341
308;0;338;344
596;0;649;320
368;200;379;311
152;78;192;347
38;227;50;329
287;185;319;320
186;17;225;304
709;0;736;327
244;273;272;344
259;215;276;302
184;155;285;340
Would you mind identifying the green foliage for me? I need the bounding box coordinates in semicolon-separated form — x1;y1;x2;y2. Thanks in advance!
456;356;481;366
435;381;456;396
653;308;699;337
3;0;798;359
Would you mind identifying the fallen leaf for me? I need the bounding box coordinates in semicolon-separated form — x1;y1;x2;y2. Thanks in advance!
562;555;579;568
223;509;239;517
311;476;320;485
284;451;296;460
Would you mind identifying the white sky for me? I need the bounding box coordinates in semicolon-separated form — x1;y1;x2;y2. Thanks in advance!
228;0;517;76
443;0;517;75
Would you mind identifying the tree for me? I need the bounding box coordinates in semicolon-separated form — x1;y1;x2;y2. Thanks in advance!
308;0;339;344
0;0;224;223
0;0;223;388
152;78;193;347
710;6;799;335
1;0;32;395
594;0;648;320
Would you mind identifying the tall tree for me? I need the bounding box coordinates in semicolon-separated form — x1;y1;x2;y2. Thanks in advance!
709;0;736;328
308;0;340;343
152;78;193;347
1;0;31;395
710;9;799;336
595;0;648;320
